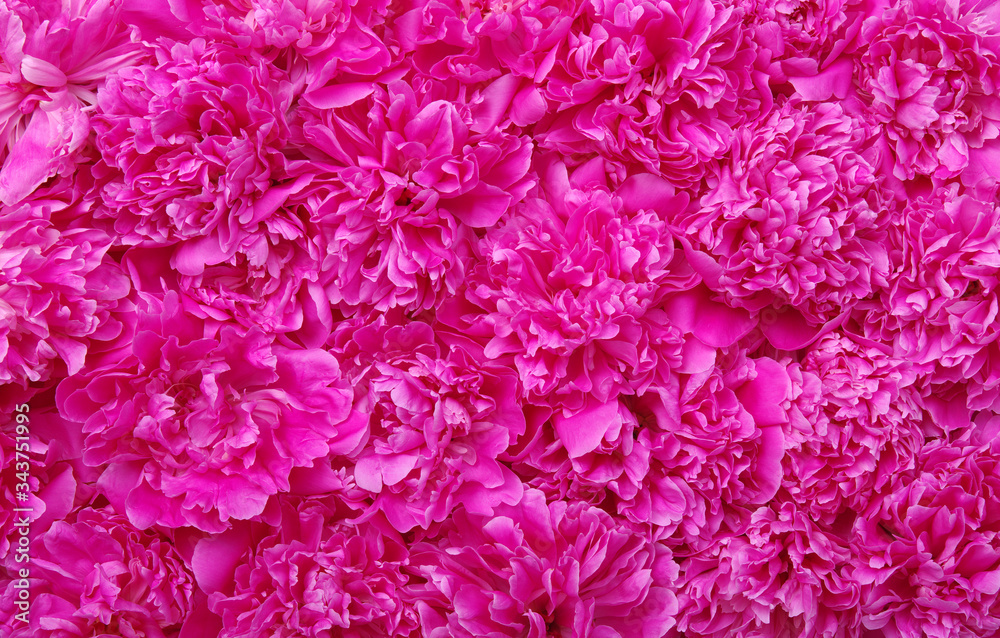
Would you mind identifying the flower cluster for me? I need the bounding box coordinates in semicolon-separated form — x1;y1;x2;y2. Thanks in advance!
3;0;1000;637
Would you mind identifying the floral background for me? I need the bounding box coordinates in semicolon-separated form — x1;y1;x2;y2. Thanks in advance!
2;0;1000;636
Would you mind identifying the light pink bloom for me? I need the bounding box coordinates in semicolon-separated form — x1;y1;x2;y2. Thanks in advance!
56;293;367;532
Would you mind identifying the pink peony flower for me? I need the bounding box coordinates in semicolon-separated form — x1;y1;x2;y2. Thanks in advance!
781;333;924;522
329;312;525;532
465;162;693;413
56;292;367;532
871;185;1000;409
537;0;766;187
0;0;143;205
0;506;195;637
120;178;329;339
205;498;418;638
620;352;790;544
0;394;102;566
0;207;130;386
93;38;295;254
852;427;1000;637
409;489;678;638
734;0;881;101
688;99;890;341
676;501;860;638
858;0;1000;184
298;78;535;313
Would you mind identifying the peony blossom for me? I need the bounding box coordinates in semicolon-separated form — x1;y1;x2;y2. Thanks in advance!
206;498;418;638
0;207;130;386
298;78;535;313
56;292;367;532
852;425;1000;637
465;161;693;413
0;506;195;637
408;489;678;637
687;99;890;343
0;0;143;205
858;0;1000;184
781;333;924;522
676;501;860;637
870;185;1000;409
538;0;767;187
329;312;525;532
620;352;790;544
93;37;297;260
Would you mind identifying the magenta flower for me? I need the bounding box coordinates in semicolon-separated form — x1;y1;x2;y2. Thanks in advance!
330;312;525;532
93;38;294;252
465;165;692;413
688;99;890;342
0;506;195;637
0;208;130;386
409;489;678;637
858;0;1000;184
0;0;143;205
299;79;535;313
871;185;1000;409
620;353;790;543
735;0;878;100
781;333;924;521
852;430;1000;637
538;0;765;186
205;499;418;638
676;501;860;637
119;182;328;339
56;293;366;532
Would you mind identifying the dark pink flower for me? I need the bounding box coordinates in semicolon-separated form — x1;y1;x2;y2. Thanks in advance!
0;506;195;637
298;79;534;313
205;499;418;638
858;0;1000;184
781;333;924;521
871;185;1000;410
330;313;525;532
0;207;130;386
852;429;1000;637
688;99;890;338
56;293;366;532
0;0;143;204
676;501;860;637
465;164;692;413
409;489;678;637
620;353;790;544
93;39;294;252
537;0;765;186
